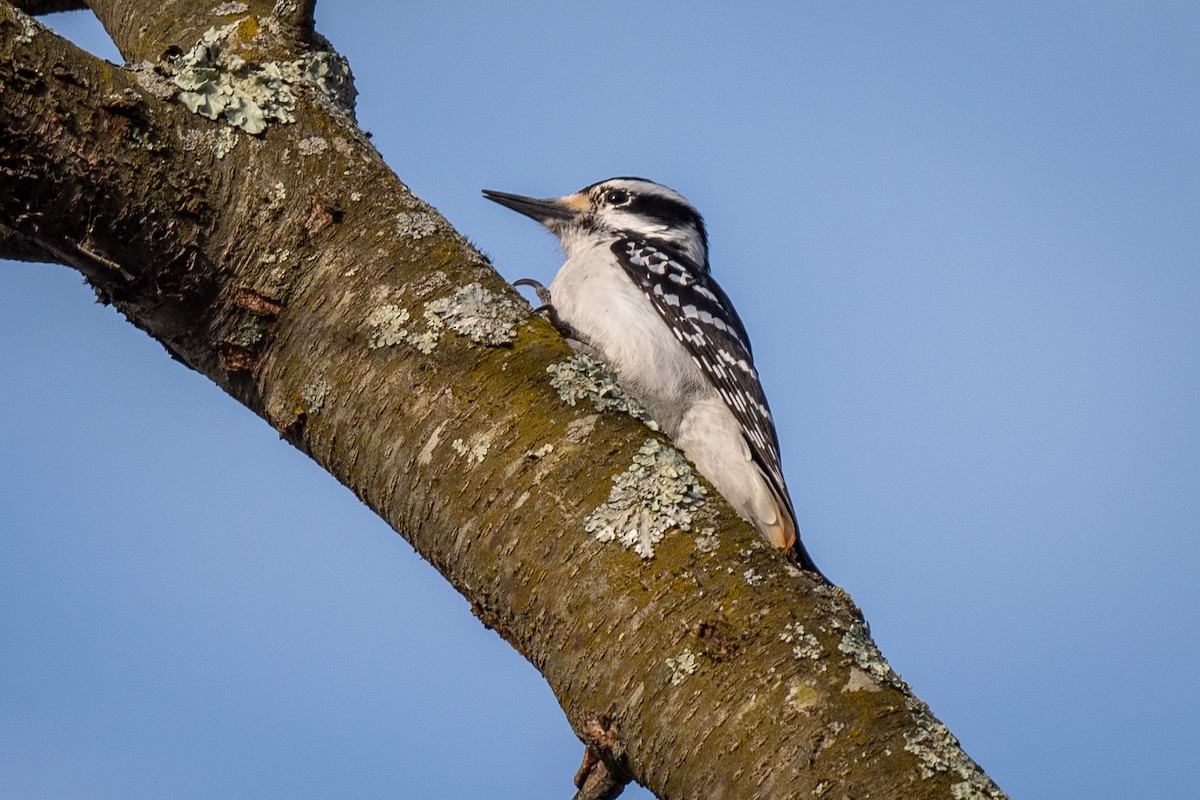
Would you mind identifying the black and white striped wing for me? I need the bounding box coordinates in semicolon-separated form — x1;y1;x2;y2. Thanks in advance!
613;238;794;515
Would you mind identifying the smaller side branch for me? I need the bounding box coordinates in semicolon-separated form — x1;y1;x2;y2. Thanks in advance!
573;759;628;800
86;0;320;66
0;222;59;264
13;0;85;14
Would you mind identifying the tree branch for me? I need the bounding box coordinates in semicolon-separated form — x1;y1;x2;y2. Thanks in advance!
0;220;58;262
0;4;1008;798
12;0;85;14
85;0;319;65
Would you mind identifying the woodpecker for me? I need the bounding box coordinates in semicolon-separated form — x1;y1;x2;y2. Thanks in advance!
484;177;822;577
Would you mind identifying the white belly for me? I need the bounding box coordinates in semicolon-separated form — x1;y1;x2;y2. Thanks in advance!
550;244;707;435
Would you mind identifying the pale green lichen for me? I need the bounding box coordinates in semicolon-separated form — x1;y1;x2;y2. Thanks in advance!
547;352;658;430
424;283;525;347
181;129;210;152
836;620;907;691
360;296;451;355
780;622;822;660
405;326;441;354
371;282;529;354
365;302;443;353
301;380;331;414
904;699;1009;799
295;49;357;119
366;304;412;349
585;438;708;559
126;118;166;152
212;125;238;158
167;23;356;135
230;318;266;347
132;60;179;100
395;210;440;240
177;125;236;158
694;527;719;554
172;24;296;134
451;436;490;464
212;1;249;14
297;136;328;155
665;649;697;685
742;567;764;586
13;7;38;43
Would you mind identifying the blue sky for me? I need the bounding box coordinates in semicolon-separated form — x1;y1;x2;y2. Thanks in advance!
2;3;1198;798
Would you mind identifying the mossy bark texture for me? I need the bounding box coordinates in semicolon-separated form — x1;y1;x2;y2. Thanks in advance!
1;3;1008;798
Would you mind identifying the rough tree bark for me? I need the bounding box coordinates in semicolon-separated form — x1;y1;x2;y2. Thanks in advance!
1;3;1009;798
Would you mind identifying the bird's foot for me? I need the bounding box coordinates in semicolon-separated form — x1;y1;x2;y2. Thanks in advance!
513;278;595;349
513;277;554;307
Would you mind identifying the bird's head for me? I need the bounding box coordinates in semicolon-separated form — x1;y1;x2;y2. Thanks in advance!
483;177;709;268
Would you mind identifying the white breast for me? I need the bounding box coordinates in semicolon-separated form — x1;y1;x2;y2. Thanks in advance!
549;242;709;435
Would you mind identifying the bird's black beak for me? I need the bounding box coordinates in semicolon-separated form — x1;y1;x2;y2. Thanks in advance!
482;189;578;225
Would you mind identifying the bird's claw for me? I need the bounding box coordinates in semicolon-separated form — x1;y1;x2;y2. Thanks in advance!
514;277;593;348
513;277;553;307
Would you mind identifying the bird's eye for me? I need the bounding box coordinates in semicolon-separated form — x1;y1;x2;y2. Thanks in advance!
604;189;631;206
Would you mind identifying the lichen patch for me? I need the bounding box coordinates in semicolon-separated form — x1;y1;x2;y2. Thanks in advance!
451;436;490;464
665;649;697;685
904;698;1009;799
394;210;440;240
297;136;328;155
13;7;39;43
836;621;907;691
212;126;238;158
266;181;287;209
171;24;297;134
694;527;719;554
301;380;331;414
424;283;526;347
296;49;357;119
164;23;356;134
211;1;249;14
780;622;822;661
784;680;821;712
547;352;658;430
365;302;441;353
365;304;411;349
585;438;708;559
